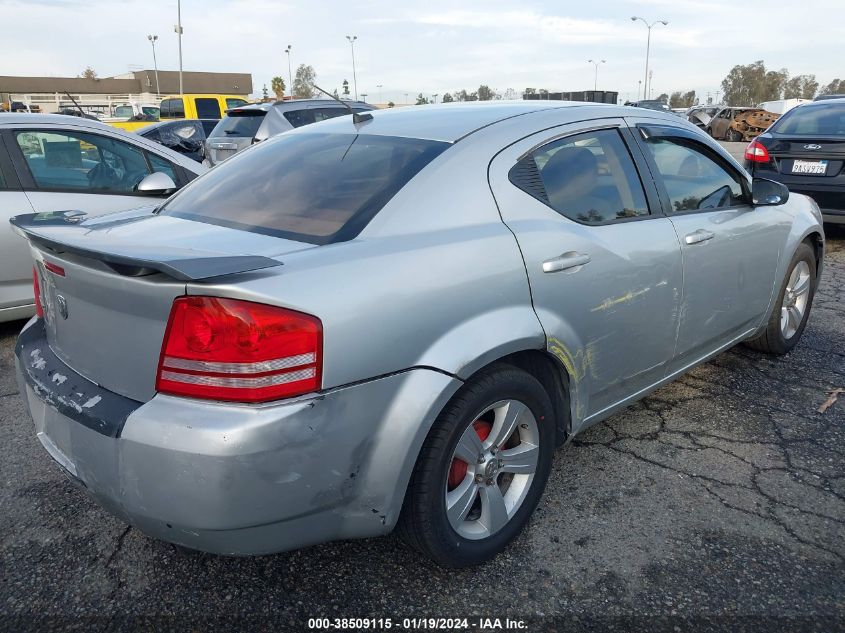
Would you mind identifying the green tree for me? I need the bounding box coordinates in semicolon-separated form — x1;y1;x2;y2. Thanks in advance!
441;92;454;103
262;84;269;100
292;64;317;99
271;76;285;99
721;60;789;105
524;88;537;95
415;93;429;105
784;74;819;99
655;93;669;104
820;78;845;95
387;101;395;108
453;89;477;102
477;85;495;101
669;90;696;108
80;66;97;79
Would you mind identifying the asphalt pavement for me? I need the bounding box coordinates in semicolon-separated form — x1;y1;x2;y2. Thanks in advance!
0;204;843;631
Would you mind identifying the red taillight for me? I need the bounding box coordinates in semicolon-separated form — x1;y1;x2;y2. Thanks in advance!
745;140;770;163
44;261;65;277
32;268;44;318
156;296;322;403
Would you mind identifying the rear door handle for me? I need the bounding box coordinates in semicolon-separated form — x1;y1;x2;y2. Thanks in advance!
542;252;591;273
684;229;715;245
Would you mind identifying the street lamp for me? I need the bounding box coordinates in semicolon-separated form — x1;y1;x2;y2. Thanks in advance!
404;92;409;104
284;44;293;100
174;0;184;98
432;93;439;104
147;35;160;96
376;84;383;104
361;93;368;103
630;16;668;102
346;35;358;100
587;59;606;91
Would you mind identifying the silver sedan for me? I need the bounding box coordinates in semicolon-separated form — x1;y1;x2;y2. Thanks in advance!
12;102;823;567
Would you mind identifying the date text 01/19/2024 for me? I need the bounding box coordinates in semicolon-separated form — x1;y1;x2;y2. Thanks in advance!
307;617;528;630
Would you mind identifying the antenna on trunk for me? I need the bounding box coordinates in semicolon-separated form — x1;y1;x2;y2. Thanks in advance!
311;84;373;124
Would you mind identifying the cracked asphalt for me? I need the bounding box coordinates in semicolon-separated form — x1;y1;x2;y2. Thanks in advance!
1;227;843;632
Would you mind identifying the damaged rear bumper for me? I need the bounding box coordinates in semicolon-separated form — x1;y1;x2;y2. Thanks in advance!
15;317;461;555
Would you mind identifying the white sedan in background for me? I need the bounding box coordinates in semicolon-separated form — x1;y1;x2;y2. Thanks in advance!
0;114;205;322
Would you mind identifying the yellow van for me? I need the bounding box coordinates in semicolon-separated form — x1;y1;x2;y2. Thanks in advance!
107;95;249;133
159;94;249;120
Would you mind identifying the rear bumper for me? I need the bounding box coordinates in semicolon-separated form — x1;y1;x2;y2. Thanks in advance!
15;317;461;555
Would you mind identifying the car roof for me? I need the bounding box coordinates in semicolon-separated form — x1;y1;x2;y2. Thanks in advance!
0;112;120;129
287;100;623;143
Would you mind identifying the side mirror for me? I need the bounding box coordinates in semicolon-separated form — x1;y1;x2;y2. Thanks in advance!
751;177;789;206
136;171;178;196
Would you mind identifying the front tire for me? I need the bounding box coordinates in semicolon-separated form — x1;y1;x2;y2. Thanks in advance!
745;242;817;355
398;364;555;567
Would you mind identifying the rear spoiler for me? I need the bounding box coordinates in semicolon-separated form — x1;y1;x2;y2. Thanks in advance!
10;211;282;281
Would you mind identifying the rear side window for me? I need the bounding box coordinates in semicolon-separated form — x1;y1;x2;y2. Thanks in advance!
510;129;649;224
283;109;316;128
772;104;845;135
211;111;266;138
642;138;744;212
226;98;248;109
160;133;449;244
161;98;185;118
195;98;222;119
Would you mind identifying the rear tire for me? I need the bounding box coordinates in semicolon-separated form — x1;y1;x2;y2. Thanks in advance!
726;128;742;142
745;242;816;355
398;364;554;567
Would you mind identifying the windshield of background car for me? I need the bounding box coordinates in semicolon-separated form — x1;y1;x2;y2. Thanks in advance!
210;111;267;138
771;104;845;135
159;132;450;244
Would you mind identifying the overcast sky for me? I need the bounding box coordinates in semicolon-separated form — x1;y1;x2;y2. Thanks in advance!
3;0;843;103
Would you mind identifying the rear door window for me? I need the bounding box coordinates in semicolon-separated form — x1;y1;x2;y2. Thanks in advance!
160;133;449;244
14;130;152;193
509;128;649;224
195;98;222;119
313;107;351;122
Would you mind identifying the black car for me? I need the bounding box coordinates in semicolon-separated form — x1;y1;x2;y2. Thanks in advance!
136;119;218;163
744;100;845;224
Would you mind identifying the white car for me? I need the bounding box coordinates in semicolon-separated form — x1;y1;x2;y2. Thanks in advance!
0;113;205;322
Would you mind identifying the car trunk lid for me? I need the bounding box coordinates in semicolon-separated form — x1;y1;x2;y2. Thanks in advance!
766;134;845;177
13;208;312;402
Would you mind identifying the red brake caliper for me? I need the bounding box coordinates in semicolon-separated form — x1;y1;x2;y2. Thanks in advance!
448;420;492;490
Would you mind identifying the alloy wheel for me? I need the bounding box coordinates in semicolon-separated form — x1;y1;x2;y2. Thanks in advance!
780;260;811;339
445;399;539;540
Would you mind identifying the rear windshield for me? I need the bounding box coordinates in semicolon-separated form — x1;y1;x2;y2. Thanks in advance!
210;110;267;138
159;133;450;244
771;104;845;135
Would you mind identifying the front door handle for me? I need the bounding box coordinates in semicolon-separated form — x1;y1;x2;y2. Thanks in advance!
684;229;715;245
542;252;591;273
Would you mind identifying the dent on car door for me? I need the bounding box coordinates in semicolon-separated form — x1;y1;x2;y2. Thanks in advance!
630;123;786;371
9;127;170;217
488;121;683;428
0;135;36;311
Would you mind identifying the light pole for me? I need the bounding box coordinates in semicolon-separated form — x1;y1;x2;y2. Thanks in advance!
432;93;439;104
637;80;642;102
346;35;358;100
175;0;184;98
404;92;409;104
587;59;606;91
630;16;667;103
376;84;382;104
361;93;368;103
147;35;160;95
285;45;293;99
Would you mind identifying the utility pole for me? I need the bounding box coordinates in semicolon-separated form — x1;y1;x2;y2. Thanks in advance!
147;35;160;95
587;59;606;91
285;45;293;100
376;84;383;104
346;35;358;100
631;17;668;103
175;0;184;98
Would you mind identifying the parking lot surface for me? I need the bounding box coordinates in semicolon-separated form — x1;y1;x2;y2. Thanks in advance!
1;226;843;630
